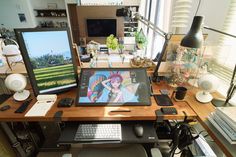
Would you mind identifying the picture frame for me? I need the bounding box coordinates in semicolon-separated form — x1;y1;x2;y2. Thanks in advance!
47;3;57;9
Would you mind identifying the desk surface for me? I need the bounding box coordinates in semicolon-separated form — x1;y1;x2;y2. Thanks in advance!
0;82;196;122
1;80;235;156
0;61;170;76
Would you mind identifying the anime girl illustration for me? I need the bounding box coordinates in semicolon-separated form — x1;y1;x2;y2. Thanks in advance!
102;72;124;102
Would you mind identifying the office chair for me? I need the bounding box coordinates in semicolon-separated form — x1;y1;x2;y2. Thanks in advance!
78;144;162;157
1;38;23;70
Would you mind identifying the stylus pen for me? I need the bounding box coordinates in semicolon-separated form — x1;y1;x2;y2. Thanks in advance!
110;110;131;112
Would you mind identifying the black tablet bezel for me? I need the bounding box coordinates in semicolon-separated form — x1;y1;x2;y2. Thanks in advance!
15;27;78;96
76;68;151;106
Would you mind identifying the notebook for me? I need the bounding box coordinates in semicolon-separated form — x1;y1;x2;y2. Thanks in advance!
154;94;174;106
216;107;236;124
25;95;57;117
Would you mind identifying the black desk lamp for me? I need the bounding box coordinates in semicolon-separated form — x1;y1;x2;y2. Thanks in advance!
181;16;236;107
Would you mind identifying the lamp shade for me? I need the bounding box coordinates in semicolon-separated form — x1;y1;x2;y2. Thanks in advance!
180;16;204;48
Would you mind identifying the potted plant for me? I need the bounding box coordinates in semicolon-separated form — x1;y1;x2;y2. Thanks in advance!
135;29;147;50
106;34;119;53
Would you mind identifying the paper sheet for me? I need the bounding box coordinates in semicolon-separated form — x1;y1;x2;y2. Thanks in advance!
25;101;55;117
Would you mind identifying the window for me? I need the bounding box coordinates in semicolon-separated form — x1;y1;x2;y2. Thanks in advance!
209;0;236;105
211;0;236;78
139;0;172;58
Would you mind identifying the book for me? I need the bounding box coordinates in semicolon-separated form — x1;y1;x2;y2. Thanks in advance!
25;94;57;117
211;113;236;140
216;107;236;123
216;107;236;129
193;134;217;157
208;114;236;144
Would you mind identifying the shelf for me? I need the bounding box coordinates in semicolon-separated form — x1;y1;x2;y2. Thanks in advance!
34;9;67;18
123;6;139;37
124;31;136;33
124;26;138;28
124;21;138;24
36;16;67;18
34;9;66;11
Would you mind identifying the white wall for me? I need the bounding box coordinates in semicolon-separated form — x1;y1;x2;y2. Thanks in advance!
0;0;68;30
0;0;37;30
30;0;67;26
31;0;66;9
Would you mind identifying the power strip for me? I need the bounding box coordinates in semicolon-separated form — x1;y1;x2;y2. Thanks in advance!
194;134;217;157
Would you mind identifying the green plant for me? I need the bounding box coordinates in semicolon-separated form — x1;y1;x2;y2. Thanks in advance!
106;34;119;50
135;29;147;49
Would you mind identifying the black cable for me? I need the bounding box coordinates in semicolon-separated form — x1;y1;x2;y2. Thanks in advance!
195;0;202;16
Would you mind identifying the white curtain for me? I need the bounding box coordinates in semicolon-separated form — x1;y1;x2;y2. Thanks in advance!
214;0;236;70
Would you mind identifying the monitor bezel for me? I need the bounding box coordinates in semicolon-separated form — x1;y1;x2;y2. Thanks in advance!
86;18;117;37
76;68;151;106
14;27;78;96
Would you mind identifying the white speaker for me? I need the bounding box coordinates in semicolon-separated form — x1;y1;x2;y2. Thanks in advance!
5;74;30;101
196;73;219;103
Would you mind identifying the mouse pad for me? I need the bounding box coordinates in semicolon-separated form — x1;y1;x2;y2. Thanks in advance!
154;95;174;106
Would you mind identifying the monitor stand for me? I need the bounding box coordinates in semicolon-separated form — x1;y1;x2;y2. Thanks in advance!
211;98;232;107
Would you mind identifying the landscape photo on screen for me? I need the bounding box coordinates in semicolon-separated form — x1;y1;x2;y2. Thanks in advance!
22;31;76;92
79;69;150;104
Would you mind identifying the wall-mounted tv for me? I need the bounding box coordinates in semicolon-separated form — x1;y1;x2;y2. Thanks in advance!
86;19;117;37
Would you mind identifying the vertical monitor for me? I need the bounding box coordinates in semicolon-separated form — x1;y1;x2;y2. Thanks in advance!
15;28;78;96
77;68;151;106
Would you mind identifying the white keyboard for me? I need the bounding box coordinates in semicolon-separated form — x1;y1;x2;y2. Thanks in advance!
74;124;122;141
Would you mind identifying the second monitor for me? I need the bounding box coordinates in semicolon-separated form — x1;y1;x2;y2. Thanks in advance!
77;68;151;106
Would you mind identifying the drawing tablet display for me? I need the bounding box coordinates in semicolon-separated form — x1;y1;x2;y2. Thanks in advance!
77;68;151;106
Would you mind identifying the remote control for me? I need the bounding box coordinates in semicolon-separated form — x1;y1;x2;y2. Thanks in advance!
0;105;11;111
15;99;32;113
161;107;177;115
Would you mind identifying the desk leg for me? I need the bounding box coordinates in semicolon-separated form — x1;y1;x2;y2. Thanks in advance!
38;122;70;151
0;122;26;157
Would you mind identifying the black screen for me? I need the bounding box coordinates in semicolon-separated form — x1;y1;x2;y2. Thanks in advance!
87;19;117;37
77;68;151;106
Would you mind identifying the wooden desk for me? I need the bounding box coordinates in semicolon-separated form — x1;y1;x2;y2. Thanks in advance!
1;80;235;156
0;82;196;122
0;63;27;75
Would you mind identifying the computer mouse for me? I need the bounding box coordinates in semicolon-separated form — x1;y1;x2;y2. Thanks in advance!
54;110;63;122
133;124;144;137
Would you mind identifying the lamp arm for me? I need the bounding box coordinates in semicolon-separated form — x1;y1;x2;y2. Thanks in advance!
133;13;166;37
152;33;172;82
203;26;236;38
132;12;172;82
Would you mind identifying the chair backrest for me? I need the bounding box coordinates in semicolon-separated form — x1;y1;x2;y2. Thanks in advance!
1;39;20;55
78;144;149;157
